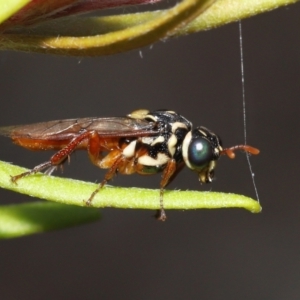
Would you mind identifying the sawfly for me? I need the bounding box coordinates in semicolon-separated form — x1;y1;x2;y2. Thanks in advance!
0;109;259;221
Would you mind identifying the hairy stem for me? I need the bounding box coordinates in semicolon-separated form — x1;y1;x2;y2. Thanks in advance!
0;160;261;213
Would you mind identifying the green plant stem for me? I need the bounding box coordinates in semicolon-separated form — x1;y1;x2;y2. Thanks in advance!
0;0;298;56
0;160;262;213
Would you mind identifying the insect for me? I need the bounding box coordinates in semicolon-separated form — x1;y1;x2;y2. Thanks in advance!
0;109;259;221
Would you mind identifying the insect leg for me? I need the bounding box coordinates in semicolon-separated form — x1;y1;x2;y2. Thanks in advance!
85;131;137;205
157;159;177;221
11;131;91;183
11;161;53;183
85;152;125;206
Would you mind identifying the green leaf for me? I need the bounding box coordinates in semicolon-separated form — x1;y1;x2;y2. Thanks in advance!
1;0;216;55
0;201;100;239
0;0;30;24
0;0;298;56
15;0;299;37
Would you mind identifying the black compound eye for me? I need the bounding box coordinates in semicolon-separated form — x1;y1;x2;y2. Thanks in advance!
188;137;214;169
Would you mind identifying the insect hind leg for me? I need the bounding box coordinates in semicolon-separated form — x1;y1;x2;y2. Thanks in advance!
44;165;58;176
11;161;53;183
11;132;91;183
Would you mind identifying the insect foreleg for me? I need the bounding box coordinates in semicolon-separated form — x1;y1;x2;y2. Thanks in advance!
157;159;177;221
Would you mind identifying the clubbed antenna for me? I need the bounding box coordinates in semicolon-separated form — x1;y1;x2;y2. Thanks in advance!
221;145;260;159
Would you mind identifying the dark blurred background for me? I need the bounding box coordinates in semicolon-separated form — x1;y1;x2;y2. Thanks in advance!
0;2;299;299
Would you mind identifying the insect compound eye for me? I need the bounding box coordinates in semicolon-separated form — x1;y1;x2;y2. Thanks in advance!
187;137;214;170
182;128;220;173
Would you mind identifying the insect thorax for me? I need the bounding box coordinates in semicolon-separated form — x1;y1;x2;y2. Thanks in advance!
122;110;192;174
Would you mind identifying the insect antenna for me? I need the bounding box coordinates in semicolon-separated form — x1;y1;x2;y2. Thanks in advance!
220;145;260;159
